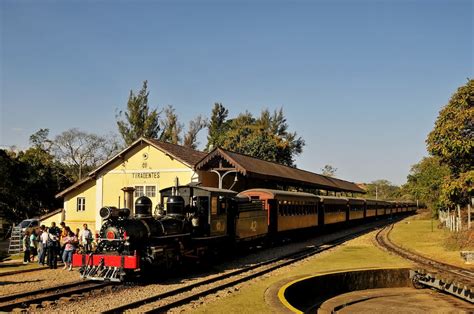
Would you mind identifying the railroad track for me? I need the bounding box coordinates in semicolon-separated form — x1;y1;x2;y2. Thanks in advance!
375;223;474;304
0;280;115;312
0;265;50;277
375;224;474;280
103;222;393;314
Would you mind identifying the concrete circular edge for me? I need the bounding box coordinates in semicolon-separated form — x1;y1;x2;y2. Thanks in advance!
275;266;412;313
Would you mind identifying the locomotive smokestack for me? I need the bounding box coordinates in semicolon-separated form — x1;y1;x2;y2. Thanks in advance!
122;187;135;213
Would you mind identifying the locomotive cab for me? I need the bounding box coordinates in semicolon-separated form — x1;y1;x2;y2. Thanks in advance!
160;185;238;238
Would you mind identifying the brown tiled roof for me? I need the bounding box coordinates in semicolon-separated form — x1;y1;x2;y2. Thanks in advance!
195;148;365;193
147;139;207;167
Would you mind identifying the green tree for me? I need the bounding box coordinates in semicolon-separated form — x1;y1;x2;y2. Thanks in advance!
427;79;473;175
321;165;337;177
402;156;450;211
363;180;401;200
0;130;73;222
206;103;229;151
159;105;183;144
426;79;474;207
440;170;474;207
29;128;53;151
217;108;304;166
183;115;208;149
117;80;161;145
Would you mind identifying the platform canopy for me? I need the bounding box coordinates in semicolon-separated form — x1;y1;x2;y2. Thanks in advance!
195;148;365;194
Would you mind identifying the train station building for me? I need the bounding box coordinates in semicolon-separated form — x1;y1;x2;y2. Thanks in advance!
55;137;364;233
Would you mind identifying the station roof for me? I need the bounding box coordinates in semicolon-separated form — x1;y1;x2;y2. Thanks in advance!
195;148;365;194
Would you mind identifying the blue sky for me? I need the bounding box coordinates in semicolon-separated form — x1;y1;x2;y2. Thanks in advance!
1;0;472;185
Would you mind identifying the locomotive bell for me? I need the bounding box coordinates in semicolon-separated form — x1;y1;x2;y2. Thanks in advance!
135;196;153;218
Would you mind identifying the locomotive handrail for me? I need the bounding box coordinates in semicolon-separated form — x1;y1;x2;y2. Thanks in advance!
149;233;191;239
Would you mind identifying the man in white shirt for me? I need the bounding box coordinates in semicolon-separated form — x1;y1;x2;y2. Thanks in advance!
39;226;49;265
79;224;93;252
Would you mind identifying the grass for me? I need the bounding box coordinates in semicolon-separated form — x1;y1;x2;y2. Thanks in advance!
389;216;474;269
193;232;411;314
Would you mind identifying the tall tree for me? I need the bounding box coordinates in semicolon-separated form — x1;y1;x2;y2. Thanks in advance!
363;180;401;200
53;128;119;180
216;108;305;166
321;165;337;177
402;156;450;211
206;103;229;151
183;115;208;149
159;105;183;144
116;80;161;145
427;79;473;176
426;79;474;207
29;128;53;151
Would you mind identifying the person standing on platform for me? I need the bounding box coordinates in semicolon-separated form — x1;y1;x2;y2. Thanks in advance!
29;229;38;262
62;230;78;271
79;224;93;252
47;231;59;269
38;226;49;265
22;230;30;264
49;222;60;237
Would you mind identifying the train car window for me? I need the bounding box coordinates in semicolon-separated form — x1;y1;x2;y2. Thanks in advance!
197;197;209;213
211;197;218;215
218;196;227;215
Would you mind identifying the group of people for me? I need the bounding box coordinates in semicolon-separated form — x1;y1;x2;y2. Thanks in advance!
22;222;93;271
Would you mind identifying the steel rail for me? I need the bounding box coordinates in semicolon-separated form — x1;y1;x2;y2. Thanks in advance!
375;223;474;304
376;224;474;279
0;265;50;277
0;280;113;312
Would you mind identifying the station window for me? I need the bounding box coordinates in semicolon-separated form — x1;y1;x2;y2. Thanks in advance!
135;185;156;198
134;186;144;197
76;197;85;211
146;186;156;197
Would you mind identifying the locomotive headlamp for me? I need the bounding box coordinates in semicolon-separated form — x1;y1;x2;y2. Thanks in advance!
106;231;116;240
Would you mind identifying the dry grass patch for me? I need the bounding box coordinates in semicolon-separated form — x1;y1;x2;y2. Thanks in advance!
390;216;474;269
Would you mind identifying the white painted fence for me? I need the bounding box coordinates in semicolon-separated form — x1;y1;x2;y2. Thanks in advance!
439;203;473;232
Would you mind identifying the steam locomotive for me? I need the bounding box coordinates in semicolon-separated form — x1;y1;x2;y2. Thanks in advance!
72;185;417;282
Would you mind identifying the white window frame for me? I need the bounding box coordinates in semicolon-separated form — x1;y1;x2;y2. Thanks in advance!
77;197;86;211
134;185;157;198
145;185;156;197
134;186;145;197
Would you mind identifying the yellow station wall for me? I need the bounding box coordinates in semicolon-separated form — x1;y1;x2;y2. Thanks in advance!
62;142;197;233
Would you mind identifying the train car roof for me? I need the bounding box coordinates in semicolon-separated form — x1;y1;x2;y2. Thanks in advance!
365;199;391;206
318;195;348;205
238;188;318;200
347;198;366;205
